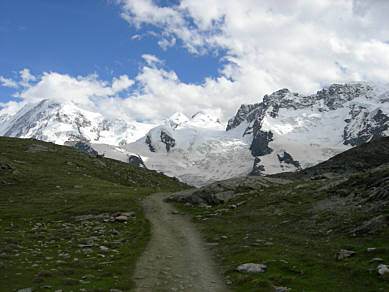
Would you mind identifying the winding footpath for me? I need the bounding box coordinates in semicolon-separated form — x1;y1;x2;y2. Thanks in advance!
133;193;229;292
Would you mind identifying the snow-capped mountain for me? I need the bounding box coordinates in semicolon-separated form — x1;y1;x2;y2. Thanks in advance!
226;82;389;175
1;82;388;186
115;82;389;186
0;99;155;146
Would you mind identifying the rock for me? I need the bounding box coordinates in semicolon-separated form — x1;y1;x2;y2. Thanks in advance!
378;264;389;275
370;258;384;263
273;287;289;292
109;289;123;292
77;244;94;248
99;246;109;253
115;215;128;222
236;263;267;273
73;141;98;155
82;274;95;280
367;247;376;252
336;249;356;260
351;215;387;235
128;155;146;168
17;288;33;292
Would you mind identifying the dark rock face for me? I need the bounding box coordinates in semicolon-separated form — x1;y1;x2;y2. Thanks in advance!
160;130;176;152
249;157;265;176
344;109;389;146
128;155;146;168
145;135;155;152
227;89;292;158
250;130;273;156
72;141;98;155
226;103;262;131
277;151;301;170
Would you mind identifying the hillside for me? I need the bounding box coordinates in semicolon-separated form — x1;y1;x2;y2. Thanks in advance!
0;137;188;292
169;138;389;291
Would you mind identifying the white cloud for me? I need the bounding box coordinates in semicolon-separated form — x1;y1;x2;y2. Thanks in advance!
9;71;135;112
2;1;389;125
19;68;36;87
117;0;389;100
142;54;163;66
0;76;18;88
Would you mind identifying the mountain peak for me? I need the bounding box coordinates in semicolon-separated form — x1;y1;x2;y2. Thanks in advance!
166;112;190;129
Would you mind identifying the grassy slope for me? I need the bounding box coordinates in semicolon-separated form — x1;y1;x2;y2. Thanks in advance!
174;168;389;291
0;137;188;292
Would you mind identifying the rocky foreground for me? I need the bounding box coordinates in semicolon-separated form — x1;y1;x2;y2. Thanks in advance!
168;137;389;291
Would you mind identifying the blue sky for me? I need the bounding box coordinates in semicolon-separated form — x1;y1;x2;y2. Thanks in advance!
0;0;221;103
0;0;389;122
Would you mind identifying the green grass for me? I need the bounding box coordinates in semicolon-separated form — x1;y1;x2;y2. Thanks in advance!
173;176;389;291
0;137;188;291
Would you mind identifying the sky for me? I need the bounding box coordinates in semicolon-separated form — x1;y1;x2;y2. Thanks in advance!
1;0;389;122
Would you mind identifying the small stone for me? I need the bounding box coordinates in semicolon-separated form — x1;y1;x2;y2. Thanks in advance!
367;247;376;252
378;264;389;275
336;249;355;260
237;263;267;273
109;289;122;292
370;258;384;263
82;274;95;280
17;288;32;292
115;215;128;222
99;246;109;253
274;287;289;292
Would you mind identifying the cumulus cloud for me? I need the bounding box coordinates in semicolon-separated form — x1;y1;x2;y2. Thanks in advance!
15;72;134;105
117;0;389;97
142;54;163;66
0;76;18;88
2;1;389;124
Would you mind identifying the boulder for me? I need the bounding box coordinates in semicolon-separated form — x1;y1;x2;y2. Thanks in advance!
336;249;356;260
115;215;128;222
236;263;267;273
378;264;389;276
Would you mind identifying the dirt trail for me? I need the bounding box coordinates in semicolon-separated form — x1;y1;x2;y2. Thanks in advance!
133;193;229;292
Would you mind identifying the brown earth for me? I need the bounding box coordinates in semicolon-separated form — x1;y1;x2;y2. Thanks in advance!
133;193;229;292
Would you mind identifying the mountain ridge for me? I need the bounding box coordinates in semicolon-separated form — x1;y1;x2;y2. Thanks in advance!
1;81;388;186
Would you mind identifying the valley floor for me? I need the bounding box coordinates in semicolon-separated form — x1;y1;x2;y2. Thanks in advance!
133;193;228;292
